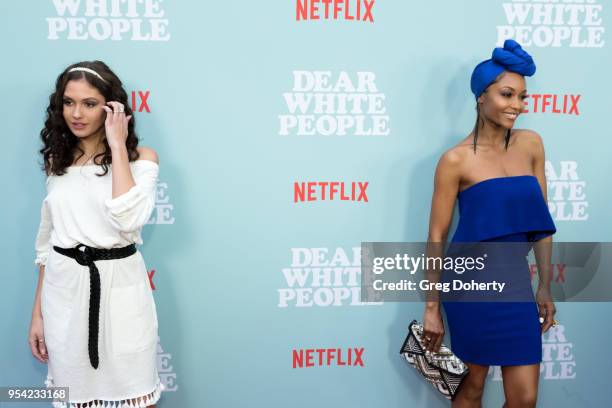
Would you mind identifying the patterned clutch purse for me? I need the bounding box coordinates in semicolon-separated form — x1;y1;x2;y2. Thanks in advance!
399;319;469;401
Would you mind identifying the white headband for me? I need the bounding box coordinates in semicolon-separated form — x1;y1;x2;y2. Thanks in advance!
67;67;107;83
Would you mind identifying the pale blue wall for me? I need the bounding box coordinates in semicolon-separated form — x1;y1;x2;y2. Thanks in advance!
1;1;610;407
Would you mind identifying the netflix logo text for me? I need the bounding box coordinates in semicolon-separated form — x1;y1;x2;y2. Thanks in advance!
131;90;151;113
296;0;375;22
294;181;369;203
522;94;581;115
148;269;156;290
292;347;365;368
529;264;567;284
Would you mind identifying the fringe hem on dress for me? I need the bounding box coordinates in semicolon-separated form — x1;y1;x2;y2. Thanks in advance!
45;375;165;408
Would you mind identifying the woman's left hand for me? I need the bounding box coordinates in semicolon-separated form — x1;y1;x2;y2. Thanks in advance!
102;101;132;150
536;287;556;333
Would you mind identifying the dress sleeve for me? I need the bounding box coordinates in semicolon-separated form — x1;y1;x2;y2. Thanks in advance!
104;160;159;233
34;199;53;266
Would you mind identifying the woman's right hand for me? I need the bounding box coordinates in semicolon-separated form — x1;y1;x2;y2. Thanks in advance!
422;305;445;352
28;315;48;363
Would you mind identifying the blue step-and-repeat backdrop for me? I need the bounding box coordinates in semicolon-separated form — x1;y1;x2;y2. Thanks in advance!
1;1;611;407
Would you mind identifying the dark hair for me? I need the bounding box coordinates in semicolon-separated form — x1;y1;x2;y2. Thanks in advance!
472;73;512;153
39;60;139;176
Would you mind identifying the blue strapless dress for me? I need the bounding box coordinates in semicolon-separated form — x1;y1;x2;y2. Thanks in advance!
441;175;556;366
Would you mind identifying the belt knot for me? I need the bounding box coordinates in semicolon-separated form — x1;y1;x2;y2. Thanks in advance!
75;243;94;265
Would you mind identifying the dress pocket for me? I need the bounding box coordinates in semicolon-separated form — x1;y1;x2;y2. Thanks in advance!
44;250;80;289
109;280;156;356
41;281;73;354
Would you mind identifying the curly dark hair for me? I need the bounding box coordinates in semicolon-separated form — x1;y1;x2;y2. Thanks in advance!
40;60;139;176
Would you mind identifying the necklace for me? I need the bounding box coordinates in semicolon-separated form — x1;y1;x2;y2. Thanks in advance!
76;152;100;166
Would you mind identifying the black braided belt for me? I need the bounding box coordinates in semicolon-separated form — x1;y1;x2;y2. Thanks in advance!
53;243;137;369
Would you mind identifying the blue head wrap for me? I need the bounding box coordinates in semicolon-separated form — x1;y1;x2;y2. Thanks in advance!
470;39;536;99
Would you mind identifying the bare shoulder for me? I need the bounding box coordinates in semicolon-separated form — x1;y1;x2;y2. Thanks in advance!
513;129;543;146
435;144;468;180
439;143;469;169
136;146;159;164
514;128;544;149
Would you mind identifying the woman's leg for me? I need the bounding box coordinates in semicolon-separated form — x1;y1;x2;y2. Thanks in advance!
452;362;489;408
500;363;540;408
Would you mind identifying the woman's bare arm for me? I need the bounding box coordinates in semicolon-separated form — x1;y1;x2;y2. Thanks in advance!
422;148;461;351
32;265;45;318
529;131;556;333
31;165;51;363
29;265;48;362
428;150;461;243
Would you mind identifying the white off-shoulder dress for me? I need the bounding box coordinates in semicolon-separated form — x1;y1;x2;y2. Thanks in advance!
34;160;164;408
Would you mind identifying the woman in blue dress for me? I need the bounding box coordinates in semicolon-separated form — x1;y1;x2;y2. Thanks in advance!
422;40;557;407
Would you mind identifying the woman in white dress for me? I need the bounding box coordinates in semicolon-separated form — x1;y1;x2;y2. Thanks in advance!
28;60;163;408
